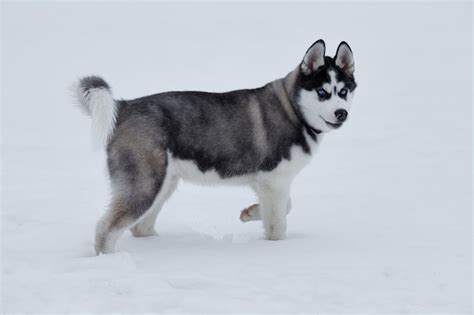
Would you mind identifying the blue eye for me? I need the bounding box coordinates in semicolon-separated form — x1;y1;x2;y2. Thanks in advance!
316;88;327;98
339;88;348;96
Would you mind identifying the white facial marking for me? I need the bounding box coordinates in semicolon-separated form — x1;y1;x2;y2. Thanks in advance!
298;70;354;133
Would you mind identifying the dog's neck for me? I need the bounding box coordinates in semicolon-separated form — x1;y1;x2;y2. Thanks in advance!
271;71;299;127
272;67;322;140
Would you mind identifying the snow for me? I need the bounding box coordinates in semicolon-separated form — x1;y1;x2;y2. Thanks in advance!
2;2;472;313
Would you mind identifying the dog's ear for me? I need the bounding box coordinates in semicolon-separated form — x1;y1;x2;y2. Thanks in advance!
301;39;326;75
334;41;354;75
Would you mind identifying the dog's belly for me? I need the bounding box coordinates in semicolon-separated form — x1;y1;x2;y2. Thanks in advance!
168;155;255;186
166;136;319;187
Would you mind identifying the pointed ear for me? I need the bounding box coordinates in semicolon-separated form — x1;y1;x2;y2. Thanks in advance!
334;41;354;75
301;39;326;75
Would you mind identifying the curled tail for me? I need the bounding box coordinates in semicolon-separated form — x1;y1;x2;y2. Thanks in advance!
73;76;117;149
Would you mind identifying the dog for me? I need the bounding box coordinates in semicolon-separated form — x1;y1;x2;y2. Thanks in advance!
73;39;357;254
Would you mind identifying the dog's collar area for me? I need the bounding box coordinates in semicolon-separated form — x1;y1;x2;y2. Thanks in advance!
306;125;322;137
272;78;321;140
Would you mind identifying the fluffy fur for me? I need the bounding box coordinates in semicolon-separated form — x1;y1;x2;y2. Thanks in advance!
73;40;357;254
74;76;117;149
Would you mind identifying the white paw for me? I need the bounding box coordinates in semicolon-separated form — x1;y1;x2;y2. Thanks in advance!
264;222;287;240
266;230;287;241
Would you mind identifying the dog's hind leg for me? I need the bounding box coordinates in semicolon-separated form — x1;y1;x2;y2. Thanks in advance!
240;198;292;223
95;148;168;255
130;176;179;237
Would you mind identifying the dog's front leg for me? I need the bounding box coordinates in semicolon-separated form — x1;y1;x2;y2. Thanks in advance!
254;183;291;240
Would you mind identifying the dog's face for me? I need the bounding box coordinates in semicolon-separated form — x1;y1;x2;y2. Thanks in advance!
296;40;357;132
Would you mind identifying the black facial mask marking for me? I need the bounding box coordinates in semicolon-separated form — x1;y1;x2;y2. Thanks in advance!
298;56;357;96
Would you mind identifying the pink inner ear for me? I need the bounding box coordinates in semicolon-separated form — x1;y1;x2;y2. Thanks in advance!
303;43;325;73
337;49;353;72
340;55;349;67
310;53;324;71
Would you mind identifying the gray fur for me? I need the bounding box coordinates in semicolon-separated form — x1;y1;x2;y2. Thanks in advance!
76;40;357;254
108;73;312;178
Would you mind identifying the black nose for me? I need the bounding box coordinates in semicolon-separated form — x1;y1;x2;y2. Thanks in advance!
335;109;348;122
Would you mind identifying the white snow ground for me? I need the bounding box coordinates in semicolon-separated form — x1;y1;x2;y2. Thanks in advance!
1;2;472;313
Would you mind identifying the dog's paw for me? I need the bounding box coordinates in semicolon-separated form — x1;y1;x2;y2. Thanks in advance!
130;226;158;237
240;204;261;222
264;222;287;240
265;230;287;241
95;243;116;255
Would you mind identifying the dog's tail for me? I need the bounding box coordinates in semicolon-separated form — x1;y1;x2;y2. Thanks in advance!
73;75;118;149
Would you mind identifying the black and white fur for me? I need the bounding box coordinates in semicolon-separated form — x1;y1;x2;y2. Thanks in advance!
73;39;357;254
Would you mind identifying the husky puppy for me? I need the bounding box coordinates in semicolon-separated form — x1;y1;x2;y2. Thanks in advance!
74;39;357;254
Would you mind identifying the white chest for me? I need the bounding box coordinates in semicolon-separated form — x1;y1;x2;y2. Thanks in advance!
257;133;321;185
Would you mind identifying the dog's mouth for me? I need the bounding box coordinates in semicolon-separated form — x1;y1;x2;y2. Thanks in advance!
320;116;343;129
326;121;343;129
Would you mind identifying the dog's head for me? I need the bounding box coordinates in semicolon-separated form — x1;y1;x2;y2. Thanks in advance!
295;39;357;133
